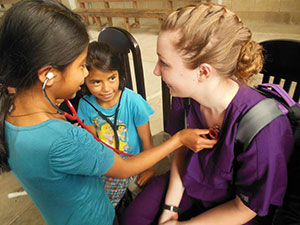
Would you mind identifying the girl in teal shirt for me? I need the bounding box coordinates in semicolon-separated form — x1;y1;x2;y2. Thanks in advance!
0;0;217;225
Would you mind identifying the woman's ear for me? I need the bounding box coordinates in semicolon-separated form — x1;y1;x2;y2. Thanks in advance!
37;66;55;86
197;63;212;82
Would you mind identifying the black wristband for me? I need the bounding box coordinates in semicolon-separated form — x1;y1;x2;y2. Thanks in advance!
162;204;182;213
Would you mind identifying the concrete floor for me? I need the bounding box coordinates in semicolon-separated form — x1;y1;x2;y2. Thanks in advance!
1;19;300;225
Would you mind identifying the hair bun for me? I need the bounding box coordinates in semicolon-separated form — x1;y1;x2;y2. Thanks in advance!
236;40;264;83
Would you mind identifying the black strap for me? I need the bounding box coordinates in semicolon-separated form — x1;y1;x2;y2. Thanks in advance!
184;98;191;128
236;98;283;152
163;204;183;213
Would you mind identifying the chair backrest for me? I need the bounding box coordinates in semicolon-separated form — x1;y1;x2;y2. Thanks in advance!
98;26;146;99
260;39;300;102
59;27;146;119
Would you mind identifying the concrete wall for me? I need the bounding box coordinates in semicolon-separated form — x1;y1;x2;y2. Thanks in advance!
67;0;300;24
223;0;300;24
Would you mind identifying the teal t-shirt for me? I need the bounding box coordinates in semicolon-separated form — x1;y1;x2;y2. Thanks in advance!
6;119;115;225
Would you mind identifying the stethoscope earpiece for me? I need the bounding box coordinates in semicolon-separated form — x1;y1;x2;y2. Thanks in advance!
46;72;54;80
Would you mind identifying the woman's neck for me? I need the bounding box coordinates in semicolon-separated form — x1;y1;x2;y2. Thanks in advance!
6;87;64;126
194;78;239;128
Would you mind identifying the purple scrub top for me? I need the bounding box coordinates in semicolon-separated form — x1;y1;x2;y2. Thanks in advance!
167;83;293;216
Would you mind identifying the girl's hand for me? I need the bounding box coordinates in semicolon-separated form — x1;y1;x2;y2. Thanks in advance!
159;210;178;224
178;128;218;152
137;167;154;186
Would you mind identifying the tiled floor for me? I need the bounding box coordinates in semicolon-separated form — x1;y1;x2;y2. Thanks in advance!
1;20;300;225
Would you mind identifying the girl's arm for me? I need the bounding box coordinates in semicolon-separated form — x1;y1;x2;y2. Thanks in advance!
162;196;256;225
85;124;97;136
136;122;154;186
105;129;217;178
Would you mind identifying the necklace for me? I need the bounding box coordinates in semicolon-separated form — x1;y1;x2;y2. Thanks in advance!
8;101;62;117
8;111;61;118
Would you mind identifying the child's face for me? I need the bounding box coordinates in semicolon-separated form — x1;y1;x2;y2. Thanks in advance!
85;68;121;107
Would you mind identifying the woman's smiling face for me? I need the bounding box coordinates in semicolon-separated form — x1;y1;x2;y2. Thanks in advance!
153;31;199;98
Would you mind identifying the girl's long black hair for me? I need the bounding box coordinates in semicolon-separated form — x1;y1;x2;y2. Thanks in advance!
0;0;89;173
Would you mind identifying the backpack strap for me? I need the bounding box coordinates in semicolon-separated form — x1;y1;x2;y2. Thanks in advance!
236;98;283;152
259;83;296;107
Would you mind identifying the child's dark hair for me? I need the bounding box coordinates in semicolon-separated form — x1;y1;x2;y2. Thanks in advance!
0;0;89;173
82;41;125;95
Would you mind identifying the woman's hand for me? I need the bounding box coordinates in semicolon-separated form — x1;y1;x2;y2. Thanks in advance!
159;210;179;224
160;221;180;225
178;129;218;152
137;167;155;186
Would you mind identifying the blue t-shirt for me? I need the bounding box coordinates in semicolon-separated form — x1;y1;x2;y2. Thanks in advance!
78;88;154;206
6;119;115;225
77;88;154;157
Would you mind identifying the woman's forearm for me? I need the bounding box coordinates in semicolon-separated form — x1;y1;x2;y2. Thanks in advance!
181;196;256;225
164;147;186;206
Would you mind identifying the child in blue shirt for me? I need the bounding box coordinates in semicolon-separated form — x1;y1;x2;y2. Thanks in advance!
78;41;155;207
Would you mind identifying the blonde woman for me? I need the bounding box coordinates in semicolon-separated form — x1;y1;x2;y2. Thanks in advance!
121;3;293;225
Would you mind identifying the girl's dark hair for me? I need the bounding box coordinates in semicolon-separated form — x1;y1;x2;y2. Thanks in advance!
81;41;125;95
0;0;89;173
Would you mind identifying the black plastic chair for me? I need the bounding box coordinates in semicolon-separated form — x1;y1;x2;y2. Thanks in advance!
260;39;300;102
60;27;147;123
98;26;146;100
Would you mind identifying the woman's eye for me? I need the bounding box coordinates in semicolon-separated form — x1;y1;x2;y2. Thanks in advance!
160;60;168;67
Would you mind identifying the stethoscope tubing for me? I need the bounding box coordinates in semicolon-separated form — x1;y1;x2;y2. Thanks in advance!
64;99;133;157
42;78;133;157
80;93;122;150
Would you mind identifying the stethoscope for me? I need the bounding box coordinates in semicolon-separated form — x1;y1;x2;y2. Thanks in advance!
80;91;123;151
42;73;133;157
184;98;219;140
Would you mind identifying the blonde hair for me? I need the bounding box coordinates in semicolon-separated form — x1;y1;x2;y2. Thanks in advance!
161;3;263;83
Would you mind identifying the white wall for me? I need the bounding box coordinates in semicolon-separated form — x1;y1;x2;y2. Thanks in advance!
66;0;77;9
